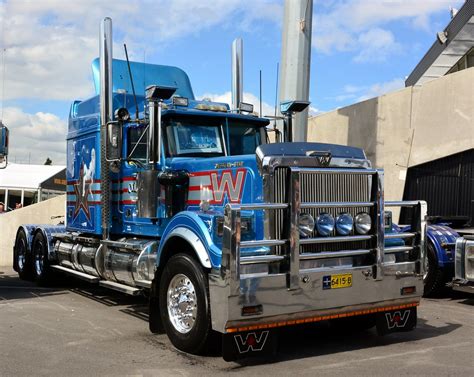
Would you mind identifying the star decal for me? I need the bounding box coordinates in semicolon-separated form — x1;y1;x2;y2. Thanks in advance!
73;163;92;222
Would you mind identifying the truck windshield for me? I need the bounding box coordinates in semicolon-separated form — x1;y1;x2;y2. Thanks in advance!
165;117;264;157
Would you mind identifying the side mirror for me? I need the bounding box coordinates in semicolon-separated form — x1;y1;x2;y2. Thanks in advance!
0;123;9;169
106;108;129;162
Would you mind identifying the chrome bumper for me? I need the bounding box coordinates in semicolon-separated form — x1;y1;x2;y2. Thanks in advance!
209;167;427;334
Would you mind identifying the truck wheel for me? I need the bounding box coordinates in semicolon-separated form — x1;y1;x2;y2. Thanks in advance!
159;253;212;354
31;232;54;286
423;241;445;297
14;229;34;280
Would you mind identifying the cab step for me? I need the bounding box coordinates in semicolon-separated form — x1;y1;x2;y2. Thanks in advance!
99;280;142;296
51;265;100;283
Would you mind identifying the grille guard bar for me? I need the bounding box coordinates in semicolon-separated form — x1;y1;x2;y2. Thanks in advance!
221;167;427;296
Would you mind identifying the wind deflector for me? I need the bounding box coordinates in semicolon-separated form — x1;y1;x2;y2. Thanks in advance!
91;58;195;99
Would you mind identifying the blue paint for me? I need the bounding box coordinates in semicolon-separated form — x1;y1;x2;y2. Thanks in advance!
91;59;195;99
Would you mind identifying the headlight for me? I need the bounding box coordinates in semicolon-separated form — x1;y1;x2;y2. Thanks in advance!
299;213;315;238
336;213;353;235
355;212;371;234
316;213;335;236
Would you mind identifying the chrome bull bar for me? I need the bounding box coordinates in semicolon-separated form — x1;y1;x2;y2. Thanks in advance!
221;167;427;297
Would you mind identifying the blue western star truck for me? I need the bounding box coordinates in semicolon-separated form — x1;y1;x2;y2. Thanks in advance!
11;18;428;360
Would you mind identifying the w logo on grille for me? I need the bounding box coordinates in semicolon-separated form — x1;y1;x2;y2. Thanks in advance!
316;154;332;167
385;310;411;329
234;331;269;354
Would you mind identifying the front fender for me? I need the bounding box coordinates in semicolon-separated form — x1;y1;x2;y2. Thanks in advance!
426;225;459;268
157;211;221;269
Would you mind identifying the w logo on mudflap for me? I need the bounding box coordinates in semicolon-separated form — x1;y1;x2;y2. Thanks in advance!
385;310;411;329
234;331;269;354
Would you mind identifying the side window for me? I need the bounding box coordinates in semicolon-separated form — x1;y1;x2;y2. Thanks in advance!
127;126;148;161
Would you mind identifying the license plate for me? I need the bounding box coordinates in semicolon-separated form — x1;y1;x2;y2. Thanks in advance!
323;273;352;289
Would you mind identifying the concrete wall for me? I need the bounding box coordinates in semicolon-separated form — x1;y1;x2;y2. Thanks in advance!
0;195;65;266
308;67;474;217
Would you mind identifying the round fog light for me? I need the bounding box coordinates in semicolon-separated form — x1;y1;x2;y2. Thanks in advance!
316;213;335;236
299;213;315;238
355;212;372;234
336;213;353;235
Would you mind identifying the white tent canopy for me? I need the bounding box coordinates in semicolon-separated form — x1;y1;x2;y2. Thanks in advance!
0;163;66;209
0;163;65;189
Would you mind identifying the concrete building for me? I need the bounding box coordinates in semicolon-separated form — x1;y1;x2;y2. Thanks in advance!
0;163;66;210
308;1;474;224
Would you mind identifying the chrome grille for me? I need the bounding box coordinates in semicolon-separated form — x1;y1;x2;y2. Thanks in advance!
272;167;373;253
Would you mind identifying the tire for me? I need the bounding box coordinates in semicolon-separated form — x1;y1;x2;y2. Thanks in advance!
423;241;446;297
14;229;34;280
31;232;54;286
159;253;212;354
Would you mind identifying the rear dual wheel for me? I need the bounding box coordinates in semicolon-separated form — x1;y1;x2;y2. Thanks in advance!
14;229;34;280
31;232;54;285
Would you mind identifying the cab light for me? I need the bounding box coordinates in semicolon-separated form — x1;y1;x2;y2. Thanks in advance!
172;96;189;107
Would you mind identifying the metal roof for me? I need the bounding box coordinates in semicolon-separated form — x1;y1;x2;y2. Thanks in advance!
405;0;474;87
0;163;66;190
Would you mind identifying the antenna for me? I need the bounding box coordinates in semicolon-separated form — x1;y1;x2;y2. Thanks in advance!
273;62;279;131
259;70;262;117
124;44;139;120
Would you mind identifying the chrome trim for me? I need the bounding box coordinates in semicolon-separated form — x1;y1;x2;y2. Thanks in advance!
99;280;141;296
240;255;285;265
299;235;373;244
99;17;113;242
288;168;301;290
240;239;286;248
51;265;100;283
385;232;416;239
300;249;372;260
385;201;423;207
241;203;288;211
384;246;414;254
222;204;241;296
301;201;374;209
374;170;385;280
231;38;243;111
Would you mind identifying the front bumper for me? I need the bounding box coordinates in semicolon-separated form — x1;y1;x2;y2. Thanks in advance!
210;262;422;333
209;185;427;334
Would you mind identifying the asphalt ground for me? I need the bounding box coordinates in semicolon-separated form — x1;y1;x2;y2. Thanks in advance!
0;266;473;377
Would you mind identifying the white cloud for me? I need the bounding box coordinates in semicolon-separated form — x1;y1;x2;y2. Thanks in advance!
330;77;405;104
313;0;463;61
2;107;66;164
357;78;405;101
353;28;401;63
0;0;282;102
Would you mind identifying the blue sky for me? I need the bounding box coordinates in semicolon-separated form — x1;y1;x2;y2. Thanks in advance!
0;0;463;164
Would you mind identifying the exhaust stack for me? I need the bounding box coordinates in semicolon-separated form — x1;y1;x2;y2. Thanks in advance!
231;38;243;111
279;0;313;141
100;17;113;240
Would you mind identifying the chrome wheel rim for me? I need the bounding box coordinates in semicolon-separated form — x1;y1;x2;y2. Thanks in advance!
167;273;197;334
17;240;26;271
423;254;429;280
33;241;44;276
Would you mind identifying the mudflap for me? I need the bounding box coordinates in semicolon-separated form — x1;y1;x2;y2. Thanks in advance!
376;307;417;335
222;329;279;361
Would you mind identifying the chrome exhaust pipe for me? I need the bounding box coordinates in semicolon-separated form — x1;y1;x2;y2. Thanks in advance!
100;17;113;240
231;38;243;112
